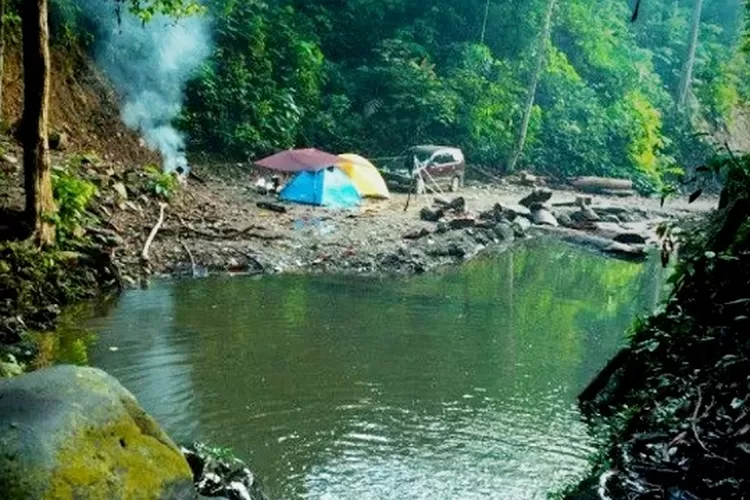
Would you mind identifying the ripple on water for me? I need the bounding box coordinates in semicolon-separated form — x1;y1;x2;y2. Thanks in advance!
88;242;660;499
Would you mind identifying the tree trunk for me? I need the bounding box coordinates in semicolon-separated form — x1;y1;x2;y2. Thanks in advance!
22;0;55;245
506;0;556;172
677;0;703;109
480;0;490;45
0;0;6;121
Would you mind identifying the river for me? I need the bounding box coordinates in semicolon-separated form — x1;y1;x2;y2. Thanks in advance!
86;239;664;499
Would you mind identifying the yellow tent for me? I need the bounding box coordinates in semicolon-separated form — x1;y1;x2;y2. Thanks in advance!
336;154;390;199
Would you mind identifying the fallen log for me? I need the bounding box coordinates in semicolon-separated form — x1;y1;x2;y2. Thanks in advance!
141;203;167;262
572;176;633;194
256;201;287;214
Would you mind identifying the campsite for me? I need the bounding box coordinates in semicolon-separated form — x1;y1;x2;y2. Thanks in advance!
2;1;750;500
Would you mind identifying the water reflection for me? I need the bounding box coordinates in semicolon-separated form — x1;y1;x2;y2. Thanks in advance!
88;239;663;499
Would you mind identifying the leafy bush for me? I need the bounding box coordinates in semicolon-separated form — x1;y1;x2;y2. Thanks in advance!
51;166;97;243
144;164;179;199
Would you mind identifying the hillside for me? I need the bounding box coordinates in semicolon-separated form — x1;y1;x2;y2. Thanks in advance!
1;41;155;165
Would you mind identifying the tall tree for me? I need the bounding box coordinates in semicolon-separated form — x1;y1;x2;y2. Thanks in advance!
0;0;6;121
677;0;704;108
22;0;55;245
480;0;491;45
505;0;556;172
18;0;202;245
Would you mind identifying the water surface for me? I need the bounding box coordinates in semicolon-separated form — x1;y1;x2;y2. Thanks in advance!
88;240;664;499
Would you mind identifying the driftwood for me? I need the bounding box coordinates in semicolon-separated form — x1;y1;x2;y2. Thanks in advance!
256;201;287;214
141;202;167;262
572;176;633;194
177;222;284;242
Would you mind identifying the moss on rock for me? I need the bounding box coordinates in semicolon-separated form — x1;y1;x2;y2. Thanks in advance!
0;365;195;500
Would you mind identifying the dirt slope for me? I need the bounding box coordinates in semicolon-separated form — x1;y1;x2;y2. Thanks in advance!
1;41;155;166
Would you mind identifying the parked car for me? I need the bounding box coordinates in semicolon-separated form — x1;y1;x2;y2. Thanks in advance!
381;145;465;194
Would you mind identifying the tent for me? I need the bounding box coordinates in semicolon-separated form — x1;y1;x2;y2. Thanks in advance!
279;167;361;208
336;154;390;199
254;148;341;173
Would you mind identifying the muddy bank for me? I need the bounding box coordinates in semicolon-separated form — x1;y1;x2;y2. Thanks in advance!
104;165;714;283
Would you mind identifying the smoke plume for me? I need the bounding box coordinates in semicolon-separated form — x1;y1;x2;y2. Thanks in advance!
76;1;212;172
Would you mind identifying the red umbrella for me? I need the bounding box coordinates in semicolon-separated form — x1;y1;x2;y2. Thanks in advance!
254;148;341;173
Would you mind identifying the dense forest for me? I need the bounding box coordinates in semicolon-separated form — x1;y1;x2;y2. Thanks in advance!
178;0;748;192
32;0;747;195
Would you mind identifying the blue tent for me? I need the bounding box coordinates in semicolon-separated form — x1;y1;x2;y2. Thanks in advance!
279;167;361;208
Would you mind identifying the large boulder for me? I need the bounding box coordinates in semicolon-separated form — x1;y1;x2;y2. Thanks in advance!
519;188;553;208
0;365;195;500
531;208;559;227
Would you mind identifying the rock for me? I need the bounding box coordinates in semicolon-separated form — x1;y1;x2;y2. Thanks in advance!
49;131;70;151
614;232;648;245
472;229;492;245
183;443;267;500
531;208;559;227
575;196;593;207
529;202;553;211
112;182;128;200
479;203;505;221
403;227;430;240
512;217;532;236
556;212;574;228
0;365;194;500
433;196;450;206
493;222;515;242
427;241;467;259
419;207;444;222
503;204;532;219
448;217;476;230
571;206;601;222
435;221;449;234
443;197;466;213
601;214;621;224
519;188;553;208
520;172;538;186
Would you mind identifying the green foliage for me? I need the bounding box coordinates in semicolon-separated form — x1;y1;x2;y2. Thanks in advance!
180;1;324;157
121;0;205;22
144;164;178;199
51;164;97;244
174;0;750;189
44;0;748;188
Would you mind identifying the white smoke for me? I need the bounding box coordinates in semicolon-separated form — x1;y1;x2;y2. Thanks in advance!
76;1;212;172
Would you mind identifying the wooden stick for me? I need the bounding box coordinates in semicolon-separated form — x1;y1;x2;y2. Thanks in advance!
181;240;197;277
691;386;735;464
141;202;167;262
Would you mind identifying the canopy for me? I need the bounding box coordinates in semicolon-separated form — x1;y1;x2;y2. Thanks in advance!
336;154;390;199
255;148;341;173
279;167;361;208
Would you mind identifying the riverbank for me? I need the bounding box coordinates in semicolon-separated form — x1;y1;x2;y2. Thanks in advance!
0;143;715;369
104;163;714;282
565;171;750;499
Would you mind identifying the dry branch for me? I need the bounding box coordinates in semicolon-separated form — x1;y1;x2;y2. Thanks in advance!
141;202;167;262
